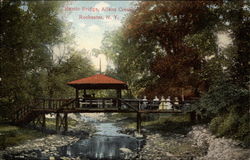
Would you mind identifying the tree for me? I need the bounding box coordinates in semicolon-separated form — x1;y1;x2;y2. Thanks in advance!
45;50;95;98
102;1;219;98
101;0;249;144
186;0;250;145
101;29;157;97
0;0;64;119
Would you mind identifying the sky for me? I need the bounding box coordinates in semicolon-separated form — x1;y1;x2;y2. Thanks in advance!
58;1;232;72
59;1;136;71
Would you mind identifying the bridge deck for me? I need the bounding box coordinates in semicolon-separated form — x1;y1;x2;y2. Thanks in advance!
32;108;183;113
13;98;194;133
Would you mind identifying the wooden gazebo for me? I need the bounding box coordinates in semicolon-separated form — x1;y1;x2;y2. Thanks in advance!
67;74;128;107
12;74;192;134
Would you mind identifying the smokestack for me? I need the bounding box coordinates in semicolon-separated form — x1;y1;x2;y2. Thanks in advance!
99;58;102;73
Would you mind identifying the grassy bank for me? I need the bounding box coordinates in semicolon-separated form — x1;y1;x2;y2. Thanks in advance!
113;113;193;135
45;117;78;130
108;113;137;121
0;124;45;149
0;117;78;150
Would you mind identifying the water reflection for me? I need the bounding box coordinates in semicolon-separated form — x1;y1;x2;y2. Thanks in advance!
59;115;145;160
95;123;129;137
59;135;144;160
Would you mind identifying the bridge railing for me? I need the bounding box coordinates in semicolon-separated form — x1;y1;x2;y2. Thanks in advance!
78;98;120;109
12;105;31;123
28;97;195;112
119;99;140;111
31;98;136;111
12;100;43;123
33;98;76;111
71;98;139;111
57;98;78;111
123;99;195;112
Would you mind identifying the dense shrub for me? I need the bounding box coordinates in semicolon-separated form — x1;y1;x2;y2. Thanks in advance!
209;112;250;147
192;80;249;146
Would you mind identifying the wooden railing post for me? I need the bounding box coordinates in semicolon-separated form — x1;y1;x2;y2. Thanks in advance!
42;113;46;131
90;99;92;108
102;99;105;108
43;99;45;110
49;99;52;109
137;112;142;134
64;113;68;132
76;89;79;108
116;98;119;109
16;111;19;122
56;113;60;133
138;100;140;111
190;111;196;123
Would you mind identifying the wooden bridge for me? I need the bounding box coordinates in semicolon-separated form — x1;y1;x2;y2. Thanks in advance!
11;97;194;133
11;74;196;133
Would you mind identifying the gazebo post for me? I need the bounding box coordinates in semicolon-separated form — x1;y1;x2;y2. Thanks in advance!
76;89;79;108
116;89;121;109
68;74;128;109
116;89;121;98
83;89;86;97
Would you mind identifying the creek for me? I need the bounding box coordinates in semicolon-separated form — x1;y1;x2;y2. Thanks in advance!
58;114;144;159
3;114;144;160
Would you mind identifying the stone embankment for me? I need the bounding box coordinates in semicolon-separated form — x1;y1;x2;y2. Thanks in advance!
3;135;79;159
1;115;249;160
136;133;205;160
189;125;250;160
134;125;250;160
0;113;97;160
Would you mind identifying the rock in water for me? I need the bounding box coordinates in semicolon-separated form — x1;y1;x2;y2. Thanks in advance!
119;148;132;153
49;156;55;160
134;131;143;138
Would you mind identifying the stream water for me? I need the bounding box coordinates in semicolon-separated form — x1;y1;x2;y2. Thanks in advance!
3;114;144;160
58;114;144;160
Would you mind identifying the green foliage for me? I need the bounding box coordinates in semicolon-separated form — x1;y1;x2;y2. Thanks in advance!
125;114;191;134
102;1;225;98
209;112;250;146
0;0;65;119
101;30;156;97
186;1;250;145
0;1;95;121
209;116;224;134
44;52;94;98
102;0;249;144
0;125;19;132
193;79;249;145
0;125;45;149
45;117;77;130
100;1;249;145
193;79;249;118
210;113;238;136
237;114;250;146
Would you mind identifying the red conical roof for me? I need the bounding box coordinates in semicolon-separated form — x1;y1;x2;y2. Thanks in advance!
67;74;127;90
68;74;126;84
